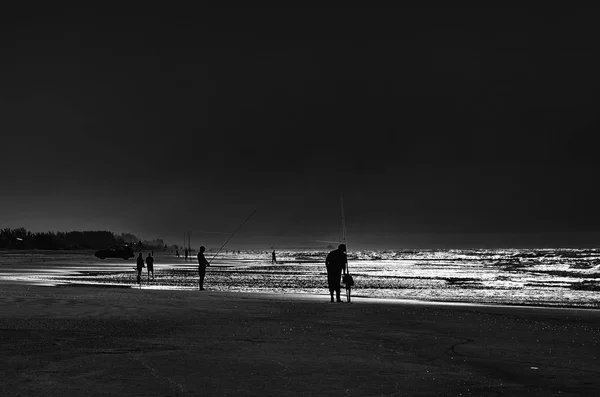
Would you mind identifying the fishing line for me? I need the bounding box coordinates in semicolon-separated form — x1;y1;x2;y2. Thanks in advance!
208;209;257;265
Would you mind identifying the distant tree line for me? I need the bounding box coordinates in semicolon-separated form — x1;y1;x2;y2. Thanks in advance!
0;227;165;251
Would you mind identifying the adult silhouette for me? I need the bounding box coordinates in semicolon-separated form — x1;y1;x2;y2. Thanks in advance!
145;253;154;280
136;253;145;284
325;244;347;302
197;246;210;290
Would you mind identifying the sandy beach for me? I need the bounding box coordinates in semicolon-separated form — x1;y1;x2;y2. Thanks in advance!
1;284;598;396
4;3;600;396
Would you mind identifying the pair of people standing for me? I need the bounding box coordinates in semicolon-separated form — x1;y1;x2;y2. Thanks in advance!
136;252;155;283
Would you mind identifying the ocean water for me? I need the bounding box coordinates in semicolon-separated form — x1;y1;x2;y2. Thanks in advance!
1;248;599;308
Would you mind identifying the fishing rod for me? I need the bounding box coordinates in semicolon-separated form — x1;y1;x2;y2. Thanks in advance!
208;209;257;265
340;193;354;302
340;193;348;266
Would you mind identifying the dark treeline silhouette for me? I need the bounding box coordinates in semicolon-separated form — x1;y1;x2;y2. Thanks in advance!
0;227;157;251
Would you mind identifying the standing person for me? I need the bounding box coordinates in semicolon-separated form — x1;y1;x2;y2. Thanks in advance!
184;248;189;261
325;244;347;303
136;253;145;284
197;246;210;290
145;252;154;280
272;250;277;264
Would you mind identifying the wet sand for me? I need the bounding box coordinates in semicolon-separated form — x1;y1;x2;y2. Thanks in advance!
1;284;599;396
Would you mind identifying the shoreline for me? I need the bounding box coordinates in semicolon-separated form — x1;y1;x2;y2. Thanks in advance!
2;249;600;311
3;273;600;311
3;272;600;311
5;282;600;314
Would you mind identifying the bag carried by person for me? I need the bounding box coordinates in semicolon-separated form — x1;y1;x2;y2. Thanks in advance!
343;273;354;287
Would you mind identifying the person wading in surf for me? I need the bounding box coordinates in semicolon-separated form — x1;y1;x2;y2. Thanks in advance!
197;246;210;290
325;244;347;303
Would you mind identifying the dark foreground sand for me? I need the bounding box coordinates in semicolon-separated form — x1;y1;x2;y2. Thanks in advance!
1;285;598;396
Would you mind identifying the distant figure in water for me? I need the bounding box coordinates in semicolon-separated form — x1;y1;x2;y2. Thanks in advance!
136;253;145;284
146;253;154;280
175;248;180;257
272;250;277;264
325;244;347;303
197;246;210;290
184;248;189;261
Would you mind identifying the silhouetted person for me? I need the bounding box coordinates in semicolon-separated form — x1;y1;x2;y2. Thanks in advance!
176;248;180;257
146;253;154;280
325;244;347;303
136;253;145;284
184;248;189;261
197;246;210;290
272;250;277;264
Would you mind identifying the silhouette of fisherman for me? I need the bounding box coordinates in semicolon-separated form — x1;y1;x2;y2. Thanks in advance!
272;250;277;264
136;253;145;284
145;253;154;280
325;244;347;303
197;246;210;290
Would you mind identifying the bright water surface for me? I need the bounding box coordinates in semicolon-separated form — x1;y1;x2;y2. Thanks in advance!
1;249;599;308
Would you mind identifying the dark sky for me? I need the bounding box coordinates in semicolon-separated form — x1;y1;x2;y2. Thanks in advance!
2;6;600;249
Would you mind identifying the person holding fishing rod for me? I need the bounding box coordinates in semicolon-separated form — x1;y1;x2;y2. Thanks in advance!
196;209;257;291
325;244;347;303
197;246;210;290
